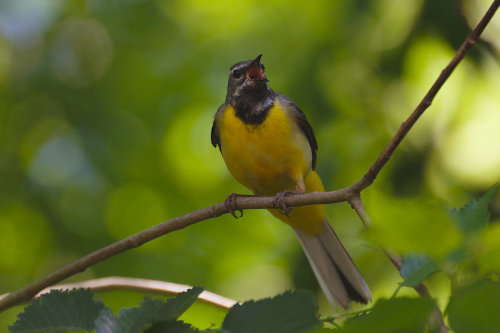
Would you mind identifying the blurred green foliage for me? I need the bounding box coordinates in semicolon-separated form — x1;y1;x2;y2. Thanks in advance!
9;288;321;333
0;0;499;329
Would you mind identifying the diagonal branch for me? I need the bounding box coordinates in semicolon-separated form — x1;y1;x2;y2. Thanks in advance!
351;0;500;193
0;0;498;314
0;189;352;313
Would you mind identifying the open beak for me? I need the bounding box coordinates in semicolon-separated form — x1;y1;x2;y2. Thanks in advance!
246;54;268;82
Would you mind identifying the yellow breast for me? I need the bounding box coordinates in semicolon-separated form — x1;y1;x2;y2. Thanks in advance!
217;101;312;195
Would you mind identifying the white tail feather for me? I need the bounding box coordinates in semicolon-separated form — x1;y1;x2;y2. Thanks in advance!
294;219;371;309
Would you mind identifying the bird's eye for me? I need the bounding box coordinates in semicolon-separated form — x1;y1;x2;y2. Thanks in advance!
232;69;242;79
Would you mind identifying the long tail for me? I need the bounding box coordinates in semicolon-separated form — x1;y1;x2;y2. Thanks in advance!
269;171;371;308
294;218;371;309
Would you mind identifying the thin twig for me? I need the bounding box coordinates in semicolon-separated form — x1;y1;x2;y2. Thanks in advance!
350;0;500;194
0;276;237;310
0;0;498;314
414;284;448;333
0;189;351;312
350;170;447;333
382;248;402;269
348;195;372;227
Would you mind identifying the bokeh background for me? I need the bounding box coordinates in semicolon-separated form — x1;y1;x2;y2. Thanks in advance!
1;0;499;329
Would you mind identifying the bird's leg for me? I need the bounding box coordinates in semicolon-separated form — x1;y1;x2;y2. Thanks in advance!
273;174;306;216
224;193;255;218
296;174;306;193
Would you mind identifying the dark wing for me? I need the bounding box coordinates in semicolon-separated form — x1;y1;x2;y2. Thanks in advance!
210;120;219;148
211;103;226;149
277;94;318;170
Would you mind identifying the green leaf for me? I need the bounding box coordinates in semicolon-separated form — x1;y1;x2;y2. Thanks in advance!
9;288;105;333
95;286;203;333
450;184;498;234
445;247;468;264
145;320;200;333
221;290;320;333
95;308;121;333
338;298;435;333
399;254;440;287
447;280;500;333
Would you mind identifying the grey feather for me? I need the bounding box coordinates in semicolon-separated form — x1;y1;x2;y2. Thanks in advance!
294;219;371;309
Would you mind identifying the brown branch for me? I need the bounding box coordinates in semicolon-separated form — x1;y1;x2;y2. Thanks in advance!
382;248;403;269
0;0;498;314
414;283;448;333
350;0;500;193
0;276;237;310
0;189;352;312
348;195;372;227
347;0;500;326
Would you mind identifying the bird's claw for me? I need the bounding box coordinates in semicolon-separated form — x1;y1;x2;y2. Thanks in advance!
273;190;299;216
224;193;245;218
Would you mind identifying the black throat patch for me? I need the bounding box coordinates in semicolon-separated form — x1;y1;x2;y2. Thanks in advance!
231;89;275;125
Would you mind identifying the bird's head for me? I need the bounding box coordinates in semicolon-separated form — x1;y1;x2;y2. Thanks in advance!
226;54;269;103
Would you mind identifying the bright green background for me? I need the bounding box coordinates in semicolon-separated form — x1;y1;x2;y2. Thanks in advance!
1;0;499;329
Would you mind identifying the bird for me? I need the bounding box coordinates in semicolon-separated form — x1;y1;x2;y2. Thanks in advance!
211;54;371;309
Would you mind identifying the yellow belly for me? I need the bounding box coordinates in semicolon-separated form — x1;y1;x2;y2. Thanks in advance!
270;170;325;234
218;102;312;196
217;102;325;234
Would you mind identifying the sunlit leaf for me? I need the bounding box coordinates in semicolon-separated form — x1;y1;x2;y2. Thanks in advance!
221;290;320;333
9;288;105;333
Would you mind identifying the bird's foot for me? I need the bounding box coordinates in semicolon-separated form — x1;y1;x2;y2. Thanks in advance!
224;193;254;218
273;190;301;216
